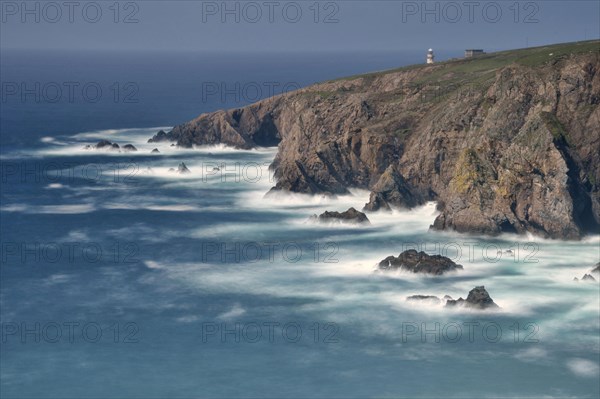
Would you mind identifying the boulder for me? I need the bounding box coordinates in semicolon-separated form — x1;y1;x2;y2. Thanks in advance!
378;249;463;275
94;140;120;151
95;139;113;149
123;144;137;152
445;286;499;309
311;207;370;225
151;148;160;154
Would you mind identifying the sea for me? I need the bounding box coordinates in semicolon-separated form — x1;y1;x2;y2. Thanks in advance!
1;49;599;398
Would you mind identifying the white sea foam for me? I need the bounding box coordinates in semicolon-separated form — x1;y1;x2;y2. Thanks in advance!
566;358;600;378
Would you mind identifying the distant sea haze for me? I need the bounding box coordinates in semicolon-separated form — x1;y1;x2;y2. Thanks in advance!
0;49;459;149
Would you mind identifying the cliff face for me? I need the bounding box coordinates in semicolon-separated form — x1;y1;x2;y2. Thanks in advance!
150;41;600;239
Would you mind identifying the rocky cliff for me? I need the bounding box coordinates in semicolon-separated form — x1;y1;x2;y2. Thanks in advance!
149;41;600;239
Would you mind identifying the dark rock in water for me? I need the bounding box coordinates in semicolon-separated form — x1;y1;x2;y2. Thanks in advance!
573;277;579;282
213;166;220;171
406;295;441;304
95;140;113;149
83;145;92;150
177;162;191;174
446;286;499;309
581;274;596;281
378;249;463;275
94;140;121;151
443;295;453;301
311;207;370;225
151;148;160;154
148;130;170;143
123;144;137;152
170;144;176;147
168;168;175;172
363;166;421;212
592;263;600;274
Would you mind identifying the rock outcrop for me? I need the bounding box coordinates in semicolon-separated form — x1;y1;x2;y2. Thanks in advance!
148;41;600;239
169;162;191;174
123;144;137;152
378;249;463;275
148;130;169;143
445;286;499;309
581;273;596;281
309;207;370;225
94;140;120;151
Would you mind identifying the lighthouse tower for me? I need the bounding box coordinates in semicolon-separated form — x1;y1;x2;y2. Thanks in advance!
427;48;435;64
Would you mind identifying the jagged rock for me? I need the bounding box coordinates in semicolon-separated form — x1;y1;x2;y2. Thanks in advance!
364;166;421;212
94;140;120;151
406;295;441;304
378;249;463;275
592;262;600;274
123;144;137;152
148;130;169;143
148;42;600;239
151;148;160;153
310;207;370;225
581;274;596;281
177;162;191;174
446;286;499;309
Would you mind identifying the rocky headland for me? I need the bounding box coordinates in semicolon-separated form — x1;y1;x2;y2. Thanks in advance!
148;41;600;239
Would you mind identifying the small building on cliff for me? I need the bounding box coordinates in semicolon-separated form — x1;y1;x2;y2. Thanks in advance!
427;49;434;64
465;49;486;58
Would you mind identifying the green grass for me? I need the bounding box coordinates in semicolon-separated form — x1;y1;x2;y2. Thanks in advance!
541;112;571;145
327;40;599;84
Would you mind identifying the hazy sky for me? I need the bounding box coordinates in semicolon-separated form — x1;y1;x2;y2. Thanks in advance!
1;1;599;52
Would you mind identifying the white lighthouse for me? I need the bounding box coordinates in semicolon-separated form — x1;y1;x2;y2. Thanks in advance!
427;48;435;64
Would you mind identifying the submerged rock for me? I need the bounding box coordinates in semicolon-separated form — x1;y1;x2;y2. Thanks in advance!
151;148;160;154
310;207;370;225
378;249;463;275
406;295;441;304
445;286;499;309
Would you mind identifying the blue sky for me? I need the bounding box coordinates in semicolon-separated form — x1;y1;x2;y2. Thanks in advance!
1;1;599;52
